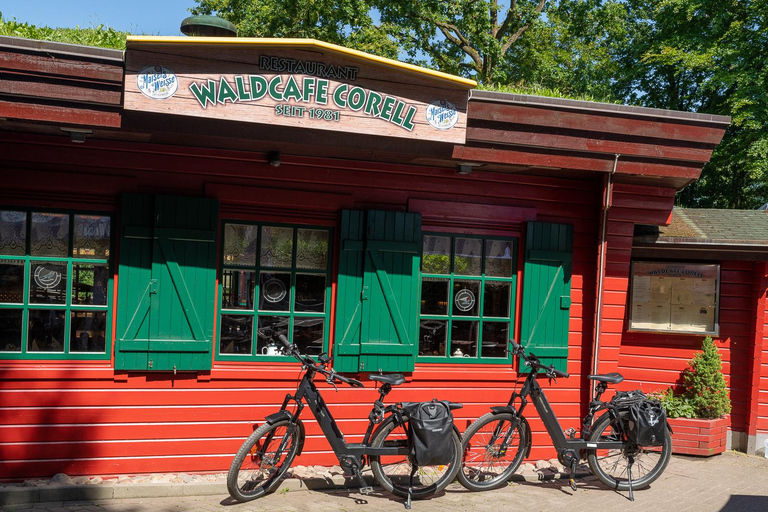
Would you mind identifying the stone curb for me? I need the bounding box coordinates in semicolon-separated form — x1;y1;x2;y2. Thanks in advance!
0;469;588;506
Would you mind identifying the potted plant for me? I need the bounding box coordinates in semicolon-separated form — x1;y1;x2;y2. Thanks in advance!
650;336;731;456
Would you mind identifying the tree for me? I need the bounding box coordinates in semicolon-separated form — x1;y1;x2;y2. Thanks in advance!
374;1;551;85
191;0;399;58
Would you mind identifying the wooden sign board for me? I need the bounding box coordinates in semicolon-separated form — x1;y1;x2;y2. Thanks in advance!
124;37;474;144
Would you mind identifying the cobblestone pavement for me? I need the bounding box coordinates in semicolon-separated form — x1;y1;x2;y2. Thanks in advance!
4;452;768;512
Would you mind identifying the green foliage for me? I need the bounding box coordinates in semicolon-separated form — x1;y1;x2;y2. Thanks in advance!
0;13;129;50
652;336;731;419
682;336;731;419
648;387;696;419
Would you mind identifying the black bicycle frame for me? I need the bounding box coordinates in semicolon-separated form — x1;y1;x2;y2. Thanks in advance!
275;365;408;472
509;370;625;453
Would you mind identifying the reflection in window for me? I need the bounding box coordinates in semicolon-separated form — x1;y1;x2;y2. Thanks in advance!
0;309;22;351
223;224;258;267
70;311;106;352
419;234;516;362
219;223;331;359
28;310;66;352
30;213;69;257
0;210;112;359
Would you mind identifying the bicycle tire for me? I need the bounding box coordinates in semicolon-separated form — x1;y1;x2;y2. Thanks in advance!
369;416;461;500
227;419;302;502
458;412;528;491
586;412;671;491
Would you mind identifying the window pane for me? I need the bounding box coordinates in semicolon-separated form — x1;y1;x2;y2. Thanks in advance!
0;260;25;304
295;274;326;313
421;278;449;315
256;316;289;355
0;309;22;351
219;315;253;355
70;311;106;352
454;238;482;276
293;317;324;355
28;309;65;352
223;224;258;267
258;272;291;311
0;211;26;256
72;264;109;305
260;226;293;268
419;319;446;356
485;240;513;277
481;322;509;358
73;215;110;259
451;320;478;358
296;229;328;270
453;280;480;316
422;235;450;274
29;261;68;305
30;213;69;257
221;270;255;310
484;282;511;318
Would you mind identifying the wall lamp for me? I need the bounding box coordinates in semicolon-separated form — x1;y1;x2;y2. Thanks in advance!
267;151;281;167
60;127;92;144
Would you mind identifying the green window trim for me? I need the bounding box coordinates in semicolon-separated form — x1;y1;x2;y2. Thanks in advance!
0;209;113;361
216;221;333;362
417;233;518;365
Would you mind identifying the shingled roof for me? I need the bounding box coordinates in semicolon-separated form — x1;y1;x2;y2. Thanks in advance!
633;207;768;260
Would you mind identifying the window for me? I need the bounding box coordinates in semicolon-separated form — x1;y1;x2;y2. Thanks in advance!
0;210;112;359
629;261;720;335
218;222;332;360
418;234;517;362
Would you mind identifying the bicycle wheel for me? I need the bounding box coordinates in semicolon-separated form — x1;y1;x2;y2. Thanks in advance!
458;412;528;491
369;416;461;500
587;413;671;491
227;419;302;502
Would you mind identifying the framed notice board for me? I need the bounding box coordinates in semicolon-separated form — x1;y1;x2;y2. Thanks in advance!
628;261;720;335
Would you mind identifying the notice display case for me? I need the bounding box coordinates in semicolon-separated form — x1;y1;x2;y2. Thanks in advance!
629;261;720;335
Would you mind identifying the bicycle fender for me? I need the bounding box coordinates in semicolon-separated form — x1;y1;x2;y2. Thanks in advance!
489;407;533;458
264;411;307;456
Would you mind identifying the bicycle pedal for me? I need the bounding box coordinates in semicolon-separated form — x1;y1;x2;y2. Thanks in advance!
359;486;374;495
569;478;577;491
564;427;576;439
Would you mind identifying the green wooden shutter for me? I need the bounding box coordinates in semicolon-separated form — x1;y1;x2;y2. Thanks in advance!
520;222;573;373
333;210;421;373
116;195;218;371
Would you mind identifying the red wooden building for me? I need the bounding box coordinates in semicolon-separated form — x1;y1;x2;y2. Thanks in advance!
0;34;745;481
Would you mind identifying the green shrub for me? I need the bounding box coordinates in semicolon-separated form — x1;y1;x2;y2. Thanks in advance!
682;336;731;419
651;336;730;419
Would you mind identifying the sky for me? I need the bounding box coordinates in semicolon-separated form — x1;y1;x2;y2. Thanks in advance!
1;0;198;36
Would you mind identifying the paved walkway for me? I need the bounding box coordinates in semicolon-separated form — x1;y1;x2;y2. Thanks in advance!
3;452;768;512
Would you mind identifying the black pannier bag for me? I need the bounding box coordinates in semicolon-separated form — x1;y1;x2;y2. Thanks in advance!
612;390;667;447
402;399;455;466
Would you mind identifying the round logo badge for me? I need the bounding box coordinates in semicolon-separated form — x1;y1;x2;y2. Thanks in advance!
136;65;178;100
425;99;459;130
263;278;288;303
454;288;476;312
34;265;62;290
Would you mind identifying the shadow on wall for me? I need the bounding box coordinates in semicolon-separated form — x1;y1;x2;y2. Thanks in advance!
719;495;768;512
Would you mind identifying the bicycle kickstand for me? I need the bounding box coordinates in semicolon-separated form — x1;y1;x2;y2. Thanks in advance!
405;465;418;510
627;455;635;502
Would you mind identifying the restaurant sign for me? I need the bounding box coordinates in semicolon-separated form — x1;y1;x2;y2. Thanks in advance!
124;39;473;144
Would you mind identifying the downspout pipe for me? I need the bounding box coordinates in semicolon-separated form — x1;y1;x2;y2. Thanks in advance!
592;154;619;390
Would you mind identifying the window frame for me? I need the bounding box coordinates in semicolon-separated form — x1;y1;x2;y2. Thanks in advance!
0;208;114;361
417;232;518;364
216;220;334;362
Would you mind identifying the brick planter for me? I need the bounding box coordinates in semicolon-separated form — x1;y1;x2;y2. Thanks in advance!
667;417;728;456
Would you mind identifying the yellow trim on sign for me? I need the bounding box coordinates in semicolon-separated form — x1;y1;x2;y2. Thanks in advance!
126;35;477;88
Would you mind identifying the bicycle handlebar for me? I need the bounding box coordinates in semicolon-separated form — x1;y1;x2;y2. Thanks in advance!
509;338;570;379
277;334;364;388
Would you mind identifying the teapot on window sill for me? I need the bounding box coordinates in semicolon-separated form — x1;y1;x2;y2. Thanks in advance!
453;348;470;358
262;343;283;356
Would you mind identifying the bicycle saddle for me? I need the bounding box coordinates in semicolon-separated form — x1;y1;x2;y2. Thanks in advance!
587;372;624;384
368;373;406;386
